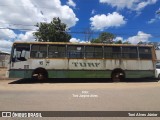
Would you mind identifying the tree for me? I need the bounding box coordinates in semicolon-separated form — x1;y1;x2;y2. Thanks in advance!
91;32;115;43
115;40;122;44
33;17;71;42
138;41;144;45
99;32;115;43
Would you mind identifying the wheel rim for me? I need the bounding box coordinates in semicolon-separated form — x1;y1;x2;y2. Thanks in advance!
112;72;125;82
32;68;48;81
112;73;121;82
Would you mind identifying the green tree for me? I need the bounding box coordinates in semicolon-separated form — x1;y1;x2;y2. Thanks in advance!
33;17;71;42
138;41;144;45
90;38;100;43
115;40;122;44
91;32;115;43
123;41;131;44
99;32;115;43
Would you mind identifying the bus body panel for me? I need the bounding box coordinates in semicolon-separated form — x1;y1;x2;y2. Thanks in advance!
7;42;157;79
8;69;154;78
8;59;155;78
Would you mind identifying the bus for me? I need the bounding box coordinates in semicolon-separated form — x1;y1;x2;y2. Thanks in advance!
6;42;157;82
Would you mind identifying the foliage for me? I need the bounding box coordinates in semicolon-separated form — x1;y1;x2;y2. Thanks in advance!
91;32;115;43
115;40;122;44
33;17;71;42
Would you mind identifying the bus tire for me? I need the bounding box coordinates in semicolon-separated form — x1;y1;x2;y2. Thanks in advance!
32;67;48;81
158;74;160;80
111;69;125;82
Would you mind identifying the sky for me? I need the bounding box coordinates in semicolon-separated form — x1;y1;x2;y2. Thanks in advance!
0;0;160;52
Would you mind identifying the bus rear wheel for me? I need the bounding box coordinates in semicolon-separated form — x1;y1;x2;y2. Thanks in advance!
32;68;48;81
111;69;125;82
158;74;160;80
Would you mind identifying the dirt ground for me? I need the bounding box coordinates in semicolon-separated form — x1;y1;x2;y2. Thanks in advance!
0;68;7;79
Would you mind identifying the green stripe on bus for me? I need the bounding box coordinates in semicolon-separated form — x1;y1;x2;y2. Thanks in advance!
8;69;155;79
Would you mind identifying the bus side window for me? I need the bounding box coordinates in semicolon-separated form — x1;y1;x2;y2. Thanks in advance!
122;47;138;59
67;45;84;58
48;45;66;58
31;44;47;58
139;47;152;59
112;47;121;58
104;46;112;58
85;46;94;58
94;46;103;58
104;46;121;59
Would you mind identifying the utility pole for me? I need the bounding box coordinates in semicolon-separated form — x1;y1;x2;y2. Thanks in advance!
84;28;93;42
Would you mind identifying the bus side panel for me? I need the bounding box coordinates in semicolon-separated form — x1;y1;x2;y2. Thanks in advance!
8;69;32;78
48;70;111;78
68;59;105;70
125;70;155;78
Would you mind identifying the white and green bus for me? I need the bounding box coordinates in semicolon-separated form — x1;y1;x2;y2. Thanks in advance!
6;42;157;82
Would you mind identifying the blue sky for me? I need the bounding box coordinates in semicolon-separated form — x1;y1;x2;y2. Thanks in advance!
0;0;160;52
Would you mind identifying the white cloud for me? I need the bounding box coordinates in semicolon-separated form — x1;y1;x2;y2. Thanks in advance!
16;31;35;42
70;38;80;43
99;0;157;11
114;37;124;42
91;9;96;15
0;0;79;52
113;31;152;44
126;31;152;44
90;12;126;31
0;40;13;52
0;0;79;29
0;29;17;40
67;0;76;8
148;8;160;24
148;18;156;24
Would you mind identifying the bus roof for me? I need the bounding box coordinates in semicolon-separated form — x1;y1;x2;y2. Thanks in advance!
13;41;154;47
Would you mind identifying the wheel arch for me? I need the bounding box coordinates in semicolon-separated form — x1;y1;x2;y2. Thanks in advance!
32;67;48;80
111;68;126;82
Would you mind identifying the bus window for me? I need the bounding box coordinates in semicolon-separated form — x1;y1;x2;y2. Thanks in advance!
67;45;84;58
94;46;103;58
48;45;66;58
30;44;47;58
85;46;103;59
104;46;112;58
122;47;138;59
112;47;121;58
104;46;121;59
85;46;94;58
139;47;152;59
12;44;30;62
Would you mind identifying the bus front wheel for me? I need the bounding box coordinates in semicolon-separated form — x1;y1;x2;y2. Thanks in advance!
32;68;48;81
111;69;125;82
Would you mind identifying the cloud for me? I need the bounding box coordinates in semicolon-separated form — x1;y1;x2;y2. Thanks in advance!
91;9;96;15
148;8;160;24
99;0;157;11
67;0;76;8
0;0;79;52
15;31;35;42
70;38;80;43
0;0;79;29
0;40;13;52
114;37;124;42
0;29;17;40
113;31;152;44
126;31;152;44
148;18;156;24
90;12;126;31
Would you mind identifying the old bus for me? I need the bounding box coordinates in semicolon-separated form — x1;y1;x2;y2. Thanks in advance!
6;42;157;82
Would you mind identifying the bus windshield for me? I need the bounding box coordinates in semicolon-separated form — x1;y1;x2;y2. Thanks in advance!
12;44;30;62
